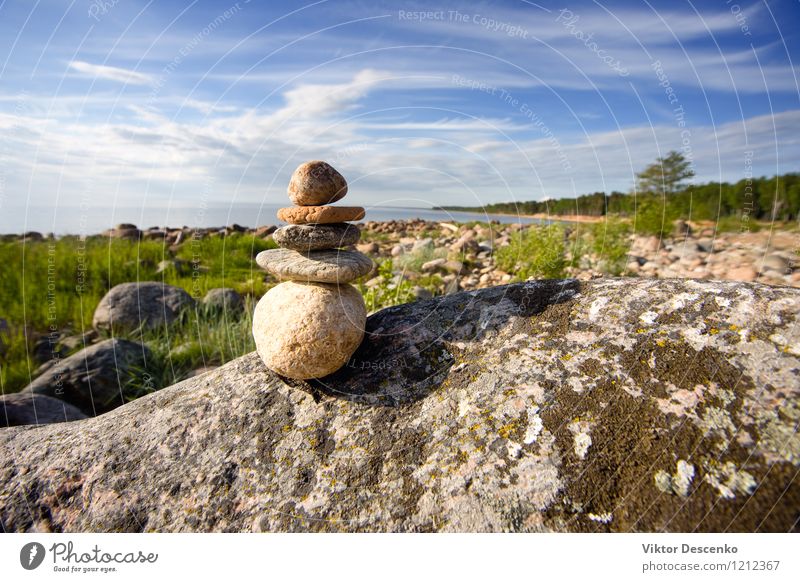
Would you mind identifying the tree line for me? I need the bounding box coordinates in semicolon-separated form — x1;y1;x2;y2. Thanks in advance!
439;152;800;222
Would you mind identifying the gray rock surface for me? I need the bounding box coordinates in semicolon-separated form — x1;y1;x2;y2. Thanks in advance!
93;282;195;331
21;339;152;415
203;288;244;312
256;248;373;283
273;223;360;251
1;278;798;532
1;393;87;427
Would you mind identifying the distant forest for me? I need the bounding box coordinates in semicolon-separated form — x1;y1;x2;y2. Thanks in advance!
438;173;800;222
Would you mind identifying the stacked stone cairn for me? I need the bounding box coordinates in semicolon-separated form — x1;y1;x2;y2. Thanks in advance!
252;161;372;379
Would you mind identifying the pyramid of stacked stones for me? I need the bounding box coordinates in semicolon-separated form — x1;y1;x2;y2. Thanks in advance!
252;161;371;380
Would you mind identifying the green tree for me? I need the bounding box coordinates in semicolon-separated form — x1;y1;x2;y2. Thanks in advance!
636;151;695;195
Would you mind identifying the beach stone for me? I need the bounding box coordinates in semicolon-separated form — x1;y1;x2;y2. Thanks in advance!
277;206;365;225
22;338;152;415
288;161;348;206
1;393;87;427
93;282;195;331
724;266;758;282
256;249;373;283
272;223;360;251
252;281;366;379
203;288;244;312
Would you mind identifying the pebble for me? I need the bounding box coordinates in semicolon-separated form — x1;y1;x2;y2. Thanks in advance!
252;281;366;379
272;223;360;251
256;248;373;283
278;206;365;225
724;266;758;282
288;161;348;206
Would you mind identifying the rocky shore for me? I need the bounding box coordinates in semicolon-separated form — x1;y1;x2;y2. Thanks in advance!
4;219;798;292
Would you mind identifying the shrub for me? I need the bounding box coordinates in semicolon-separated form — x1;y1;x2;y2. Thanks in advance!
633;197;680;237
495;224;567;279
590;217;632;275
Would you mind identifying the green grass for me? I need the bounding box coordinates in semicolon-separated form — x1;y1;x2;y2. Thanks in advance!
122;300;257;399
495;224;567;280
715;215;762;233
395;244;447;272
0;234;275;394
357;259;418;313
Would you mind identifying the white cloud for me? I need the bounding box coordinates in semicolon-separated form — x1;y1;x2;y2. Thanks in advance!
1;68;798;232
68;60;154;86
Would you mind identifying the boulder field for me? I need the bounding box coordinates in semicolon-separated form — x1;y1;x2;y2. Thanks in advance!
1;278;797;532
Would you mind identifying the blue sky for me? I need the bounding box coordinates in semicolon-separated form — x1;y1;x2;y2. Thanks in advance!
1;0;799;219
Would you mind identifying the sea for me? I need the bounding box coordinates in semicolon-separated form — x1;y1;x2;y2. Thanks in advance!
0;204;544;235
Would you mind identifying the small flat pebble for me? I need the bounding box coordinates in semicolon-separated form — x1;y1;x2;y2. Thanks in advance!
272;223;360;251
256;248;373;283
277;206;365;225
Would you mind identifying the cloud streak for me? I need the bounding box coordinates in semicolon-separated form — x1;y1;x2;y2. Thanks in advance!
68;60;154;86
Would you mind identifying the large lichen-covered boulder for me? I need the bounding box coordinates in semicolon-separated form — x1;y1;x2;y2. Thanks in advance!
0;279;797;532
92;282;194;331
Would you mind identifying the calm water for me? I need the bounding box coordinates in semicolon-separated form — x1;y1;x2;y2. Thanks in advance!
1;204;543;235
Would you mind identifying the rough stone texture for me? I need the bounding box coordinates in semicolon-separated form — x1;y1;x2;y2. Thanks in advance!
256;249;373;283
203;288;244;313
287;161;348;206
252;281;366;379
273;223;361;251
277;206;365;225
21;339;152;415
93;282;195;331
1;393;87;427
1;278;798;533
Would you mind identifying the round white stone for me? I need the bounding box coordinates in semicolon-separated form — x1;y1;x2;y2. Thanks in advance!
252;281;366;380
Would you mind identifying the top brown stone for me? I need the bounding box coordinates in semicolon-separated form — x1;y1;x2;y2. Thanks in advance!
288;161;348;206
277;206;365;225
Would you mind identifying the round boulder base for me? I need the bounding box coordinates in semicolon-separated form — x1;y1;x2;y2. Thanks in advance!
277;206;365;225
1;392;87;427
287;161;348;206
272;223;360;251
93;281;195;331
203;288;244;312
252;281;366;379
256;248;373;283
